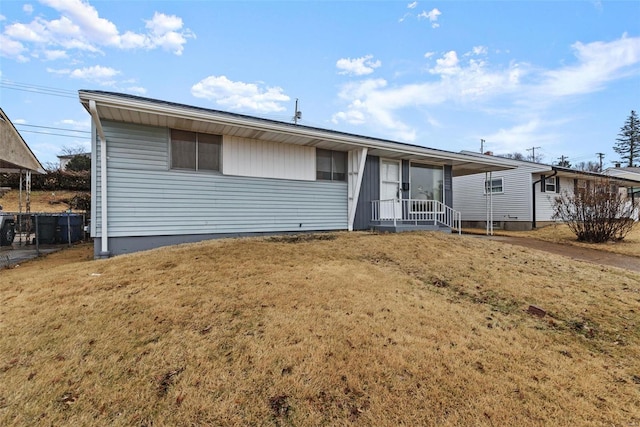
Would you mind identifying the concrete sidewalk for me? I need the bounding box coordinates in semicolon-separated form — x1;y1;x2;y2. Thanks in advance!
0;244;62;268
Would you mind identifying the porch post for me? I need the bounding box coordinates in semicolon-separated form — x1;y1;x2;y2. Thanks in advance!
347;147;368;231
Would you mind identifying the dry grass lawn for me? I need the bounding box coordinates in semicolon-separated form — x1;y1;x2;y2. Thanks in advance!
0;190;89;213
466;223;640;258
1;232;639;426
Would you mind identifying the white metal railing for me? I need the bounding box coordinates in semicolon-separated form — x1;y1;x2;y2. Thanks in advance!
371;199;461;234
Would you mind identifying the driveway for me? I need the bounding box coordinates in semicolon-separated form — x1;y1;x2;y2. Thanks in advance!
482;235;640;272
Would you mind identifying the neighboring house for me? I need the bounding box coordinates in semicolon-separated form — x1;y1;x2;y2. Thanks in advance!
79;90;512;258
604;165;640;220
57;152;90;170
605;165;640;198
453;152;640;231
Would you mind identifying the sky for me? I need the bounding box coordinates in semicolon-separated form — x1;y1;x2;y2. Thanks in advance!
0;0;639;169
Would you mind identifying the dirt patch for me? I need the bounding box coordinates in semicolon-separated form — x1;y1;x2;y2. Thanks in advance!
483;235;640;272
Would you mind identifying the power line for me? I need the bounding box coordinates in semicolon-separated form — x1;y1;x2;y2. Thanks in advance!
0;79;77;99
17;130;89;139
15;123;90;134
526;146;541;161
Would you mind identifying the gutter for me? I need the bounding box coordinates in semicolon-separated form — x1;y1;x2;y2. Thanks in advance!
89;100;110;258
531;170;557;229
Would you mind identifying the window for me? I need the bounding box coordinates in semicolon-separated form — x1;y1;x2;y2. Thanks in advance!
316;149;347;181
484;177;504;194
410;163;443;201
171;129;221;172
543;175;558;193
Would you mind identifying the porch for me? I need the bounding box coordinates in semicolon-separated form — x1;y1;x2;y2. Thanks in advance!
371;199;461;234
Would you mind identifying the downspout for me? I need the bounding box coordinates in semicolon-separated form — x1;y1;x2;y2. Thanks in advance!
89;100;109;257
531;170;557;229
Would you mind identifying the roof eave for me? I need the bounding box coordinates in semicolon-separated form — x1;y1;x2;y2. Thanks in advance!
78;90;515;174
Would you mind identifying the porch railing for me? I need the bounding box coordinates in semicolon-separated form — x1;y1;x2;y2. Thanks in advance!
371;199;461;234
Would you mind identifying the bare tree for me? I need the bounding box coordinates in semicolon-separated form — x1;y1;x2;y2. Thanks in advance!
498;152;526;161
59;145;88;156
553;179;637;243
574;161;601;172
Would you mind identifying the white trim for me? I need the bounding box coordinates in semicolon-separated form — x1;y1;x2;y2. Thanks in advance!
347;147;368;231
483;177;504;195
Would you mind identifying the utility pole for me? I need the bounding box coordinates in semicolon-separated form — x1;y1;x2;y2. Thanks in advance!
557;155;568;167
292;98;302;124
596;152;605;172
526;146;541;162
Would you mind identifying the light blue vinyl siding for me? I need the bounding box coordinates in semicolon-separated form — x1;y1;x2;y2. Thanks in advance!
95;121;347;237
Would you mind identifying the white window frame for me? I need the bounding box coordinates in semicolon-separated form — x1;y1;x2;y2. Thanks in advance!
484;177;504;195
545;178;556;193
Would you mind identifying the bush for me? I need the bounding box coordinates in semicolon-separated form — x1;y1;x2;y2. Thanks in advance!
553;179;638;243
0;170;90;191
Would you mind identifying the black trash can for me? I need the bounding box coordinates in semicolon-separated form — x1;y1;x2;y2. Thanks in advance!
57;214;84;243
33;214;58;244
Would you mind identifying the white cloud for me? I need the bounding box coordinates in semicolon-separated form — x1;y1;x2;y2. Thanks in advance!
13;118;27;125
46;67;70;75
43;49;67;60
0;0;194;61
127;86;147;95
191;75;290;113
424;51;435;59
336;55;382;76
58;118;91;131
332;34;640;148
332;51;525;141
418;8;441;28
0;34;28;62
23;4;34;14
430;51;460;75
482;118;563;155
69;65;119;80
471;45;488;56
537;34;640;97
48;65;120;84
407;1;418;9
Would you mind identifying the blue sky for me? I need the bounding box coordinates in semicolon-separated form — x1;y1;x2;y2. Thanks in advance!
1;0;639;168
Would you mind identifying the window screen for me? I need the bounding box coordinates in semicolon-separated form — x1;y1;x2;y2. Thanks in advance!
171;129;221;172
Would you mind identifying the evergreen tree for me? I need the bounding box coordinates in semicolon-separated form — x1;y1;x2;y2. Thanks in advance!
65;155;91;172
613;110;640;167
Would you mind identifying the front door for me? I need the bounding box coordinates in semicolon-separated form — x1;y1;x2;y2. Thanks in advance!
380;159;402;220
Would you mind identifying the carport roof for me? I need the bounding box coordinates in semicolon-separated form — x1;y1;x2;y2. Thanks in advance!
79;90;513;177
0;108;45;174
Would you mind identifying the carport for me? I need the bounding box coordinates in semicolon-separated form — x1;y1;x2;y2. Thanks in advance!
1;107;47;264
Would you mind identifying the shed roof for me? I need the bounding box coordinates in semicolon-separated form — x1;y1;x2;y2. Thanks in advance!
79;90;513;177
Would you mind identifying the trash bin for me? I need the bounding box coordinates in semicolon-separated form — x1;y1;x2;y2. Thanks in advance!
33;214;58;244
57;214;84;243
